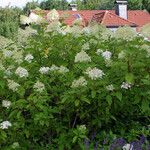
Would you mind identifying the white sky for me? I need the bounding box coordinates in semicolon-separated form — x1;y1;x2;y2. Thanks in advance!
0;0;71;8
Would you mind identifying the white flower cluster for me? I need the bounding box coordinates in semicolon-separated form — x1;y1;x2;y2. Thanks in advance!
2;100;11;108
7;80;20;92
101;51;112;60
115;26;137;41
29;13;45;24
0;121;12;129
39;65;69;74
141;24;150;38
78;125;86;131
121;82;131;89
15;67;29;78
39;67;50;74
82;43;90;50
75;50;91;63
118;51;126;59
106;84;114;91
122;144;133;150
12;50;23;64
25;54;34;63
71;76;87;88
33;81;45;93
46;21;61;33
2;50;13;58
49;65;59;71
47;9;59;21
58;66;69;73
96;49;103;55
89;39;97;45
85;67;105;80
20;15;31;25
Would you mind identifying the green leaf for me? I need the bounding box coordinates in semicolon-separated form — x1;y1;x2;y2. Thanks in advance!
91;91;96;98
115;92;122;101
75;100;80;107
72;136;77;143
142;100;150;113
106;95;112;106
81;97;91;104
125;73;134;84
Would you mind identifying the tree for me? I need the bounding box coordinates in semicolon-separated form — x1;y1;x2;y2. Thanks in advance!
128;0;143;10
0;7;21;39
71;0;115;10
23;1;40;14
40;0;68;10
142;0;150;12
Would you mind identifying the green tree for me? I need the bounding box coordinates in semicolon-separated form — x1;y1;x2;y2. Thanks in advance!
40;0;68;10
128;0;143;10
0;7;21;39
142;0;150;12
23;1;40;14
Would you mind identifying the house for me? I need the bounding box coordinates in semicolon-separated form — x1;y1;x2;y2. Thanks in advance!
29;0;150;31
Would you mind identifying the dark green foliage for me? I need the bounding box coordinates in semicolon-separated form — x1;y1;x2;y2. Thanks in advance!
40;0;69;10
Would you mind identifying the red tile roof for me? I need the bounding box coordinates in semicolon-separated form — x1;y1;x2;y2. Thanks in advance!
31;9;150;27
92;11;137;27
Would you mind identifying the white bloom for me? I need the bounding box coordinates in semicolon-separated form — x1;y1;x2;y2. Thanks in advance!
33;81;45;92
96;49;103;55
144;37;149;41
29;13;44;24
39;67;50;74
85;67;105;80
3;50;13;58
118;51;126;59
15;67;29;78
2;100;11;108
4;70;12;77
115;26;137;41
12;50;23;64
101;51;112;60
106;84;114;91
78;125;86;131
75;50;91;63
7;80;20;92
20;15;31;25
49;65;59;71
82;43;90;50
141;24;150;38
121;82;131;89
46;21;61;32
58;66;69;73
82;27;91;34
71;76;87;88
0;121;12;129
47;9;59;21
25;54;34;63
122;144;133;150
12;142;19;149
89;39;97;45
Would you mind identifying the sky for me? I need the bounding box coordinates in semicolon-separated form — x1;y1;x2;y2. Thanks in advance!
0;0;71;8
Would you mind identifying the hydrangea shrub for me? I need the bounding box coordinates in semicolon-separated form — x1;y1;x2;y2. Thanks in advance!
0;21;150;149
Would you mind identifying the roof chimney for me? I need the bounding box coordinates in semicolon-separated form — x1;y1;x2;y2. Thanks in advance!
115;0;128;20
68;4;77;11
